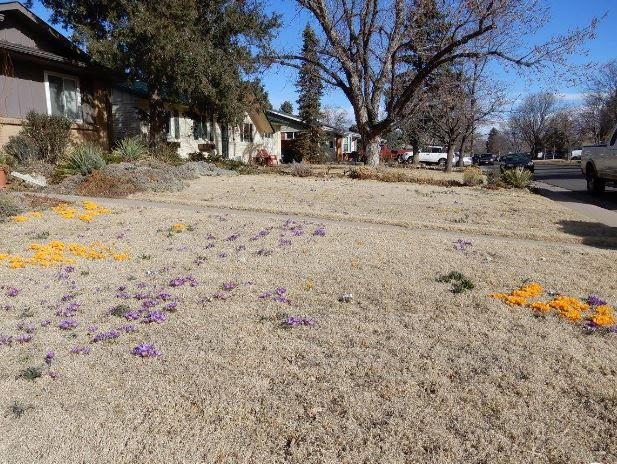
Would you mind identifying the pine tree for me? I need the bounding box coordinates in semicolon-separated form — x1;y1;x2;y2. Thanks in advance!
295;25;324;163
280;101;294;114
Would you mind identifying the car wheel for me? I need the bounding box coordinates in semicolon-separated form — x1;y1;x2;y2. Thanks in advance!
586;167;605;196
438;158;446;167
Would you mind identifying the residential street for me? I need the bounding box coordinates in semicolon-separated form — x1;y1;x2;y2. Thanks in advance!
533;163;617;212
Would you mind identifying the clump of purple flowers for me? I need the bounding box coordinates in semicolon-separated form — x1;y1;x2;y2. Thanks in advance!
226;233;240;241
16;334;33;343
164;302;178;311
223;282;238;291
0;335;13;346
256;248;272;257
5;287;19;298
40;320;52;327
93;330;121;342
259;291;272;299
70;346;91;355
58;319;77;330
132;343;161;358
44;351;55;366
213;291;229;300
122;324;137;333
217;251;228;258
284;316;315;327
587;295;607;306
453;239;472;251
143;311;166;324
313;226;326;237
291;227;304;237
169;276;198;287
124;310;141;321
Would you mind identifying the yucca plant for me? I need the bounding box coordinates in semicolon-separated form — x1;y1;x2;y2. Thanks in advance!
501;167;533;188
112;137;148;162
57;143;106;177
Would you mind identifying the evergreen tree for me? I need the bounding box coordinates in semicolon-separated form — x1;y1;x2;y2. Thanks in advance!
280;101;294;114
39;0;280;146
295;25;324;163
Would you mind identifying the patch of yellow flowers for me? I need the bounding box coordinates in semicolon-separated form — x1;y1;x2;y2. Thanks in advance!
491;283;615;327
11;201;111;223
0;240;129;269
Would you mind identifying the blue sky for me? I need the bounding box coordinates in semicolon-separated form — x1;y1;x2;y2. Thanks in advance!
29;0;617;115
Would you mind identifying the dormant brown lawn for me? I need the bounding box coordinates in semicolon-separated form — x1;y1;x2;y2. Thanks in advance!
0;175;615;463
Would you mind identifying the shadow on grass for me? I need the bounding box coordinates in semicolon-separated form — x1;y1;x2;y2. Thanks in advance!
558;220;617;250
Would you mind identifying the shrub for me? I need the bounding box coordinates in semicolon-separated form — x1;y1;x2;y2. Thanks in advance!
112;137;148;162
348;166;375;180
150;143;182;166
437;271;475;294
289;162;313;177
463;166;484;186
501;167;532;189
0;153;17;168
57;143;106;177
21;112;71;163
3;135;38;163
0;192;23;220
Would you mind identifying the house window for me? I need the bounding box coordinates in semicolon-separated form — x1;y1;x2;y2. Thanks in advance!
264;132;273;139
343;137;350;153
240;123;254;143
329;139;334;149
193;115;207;140
173;111;180;140
284;131;296;140
44;71;82;121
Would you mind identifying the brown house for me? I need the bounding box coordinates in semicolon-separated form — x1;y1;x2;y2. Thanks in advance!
0;2;112;149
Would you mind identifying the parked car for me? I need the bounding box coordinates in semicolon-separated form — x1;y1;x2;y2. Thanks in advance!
499;154;535;173
570;149;582;160
581;125;617;195
398;146;472;166
472;153;497;165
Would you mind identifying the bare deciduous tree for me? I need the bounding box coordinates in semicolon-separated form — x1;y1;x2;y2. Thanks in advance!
321;105;353;132
277;0;598;166
508;92;557;158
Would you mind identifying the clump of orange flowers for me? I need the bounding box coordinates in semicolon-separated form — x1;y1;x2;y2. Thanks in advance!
0;240;130;269
11;201;111;223
491;283;616;331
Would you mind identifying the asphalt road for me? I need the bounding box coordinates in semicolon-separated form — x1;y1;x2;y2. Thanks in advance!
533;163;617;212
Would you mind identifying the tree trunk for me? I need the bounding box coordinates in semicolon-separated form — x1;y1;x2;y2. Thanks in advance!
147;90;166;148
457;134;467;168
412;140;420;166
445;144;455;173
365;135;381;166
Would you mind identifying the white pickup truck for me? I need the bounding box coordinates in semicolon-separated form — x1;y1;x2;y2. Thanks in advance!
581;126;617;195
398;145;472;166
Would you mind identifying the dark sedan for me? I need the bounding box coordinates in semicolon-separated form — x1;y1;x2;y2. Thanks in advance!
472;153;497;165
499;154;535;173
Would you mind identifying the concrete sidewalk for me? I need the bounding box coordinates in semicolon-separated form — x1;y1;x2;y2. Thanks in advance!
533;182;617;228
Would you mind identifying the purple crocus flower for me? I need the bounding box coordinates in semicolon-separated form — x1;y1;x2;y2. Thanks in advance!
256;248;272;256
157;292;173;301
292;227;304;236
64;266;75;273
226;233;240;241
93;330;121;342
587;295;607;306
116;291;131;300
259;291;273;298
141;299;159;309
213;291;229;300
44;351;55;366
58;319;77;330
70;346;91;355
143;311;166;324
0;335;13;346
16;334;33;343
453;239;472;251
207;234;216;240
122;324;137;333
313;227;326;237
6;287;19;297
40;320;52;327
137;282;147;289
223;282;238;291
275;287;287;296
124;310;141;321
48;371;58;380
132;343;161;357
284;316;315;327
169;276;198;287
217;252;228;258
164;302;178;311
584;321;599;333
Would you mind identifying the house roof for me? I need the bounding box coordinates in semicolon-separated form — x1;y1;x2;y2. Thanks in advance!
0;1;110;73
266;109;360;138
